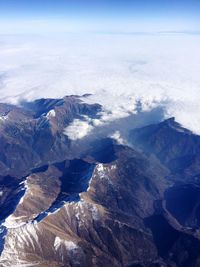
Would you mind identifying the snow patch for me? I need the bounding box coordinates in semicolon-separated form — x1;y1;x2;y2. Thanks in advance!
97;164;104;173
111;165;117;170
74;199;100;221
0;115;7;123
96;164;108;179
90;205;99;221
2;216;27;229
54;237;78;251
96;164;114;185
46;109;56;118
18;180;29;205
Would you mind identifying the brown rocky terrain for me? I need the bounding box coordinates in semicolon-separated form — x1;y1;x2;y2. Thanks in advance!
0;97;200;267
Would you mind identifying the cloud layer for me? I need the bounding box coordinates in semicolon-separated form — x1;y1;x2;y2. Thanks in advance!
0;33;200;134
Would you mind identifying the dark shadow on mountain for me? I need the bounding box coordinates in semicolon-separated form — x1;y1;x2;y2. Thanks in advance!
144;214;180;258
86;138;118;163
34;159;95;222
129;117;200;177
68;105;166;160
0;226;7;255
20;98;64;118
164;184;200;228
0;176;25;221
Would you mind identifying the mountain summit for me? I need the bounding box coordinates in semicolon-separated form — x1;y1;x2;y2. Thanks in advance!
0;97;200;267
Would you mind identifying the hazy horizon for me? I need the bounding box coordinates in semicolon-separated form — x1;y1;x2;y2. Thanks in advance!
0;0;199;34
0;0;200;134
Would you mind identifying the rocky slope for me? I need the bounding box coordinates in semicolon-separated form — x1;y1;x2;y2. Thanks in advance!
0;95;101;177
0;97;200;267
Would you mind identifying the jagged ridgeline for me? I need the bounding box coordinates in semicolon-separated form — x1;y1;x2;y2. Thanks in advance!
1;96;200;267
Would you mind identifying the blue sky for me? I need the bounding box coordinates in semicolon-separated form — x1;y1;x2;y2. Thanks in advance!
0;0;199;33
0;0;199;17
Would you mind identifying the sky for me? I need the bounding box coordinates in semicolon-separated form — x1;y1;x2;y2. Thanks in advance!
0;0;200;138
0;0;200;33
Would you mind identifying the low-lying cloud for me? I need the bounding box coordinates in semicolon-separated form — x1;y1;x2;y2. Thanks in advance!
0;33;200;134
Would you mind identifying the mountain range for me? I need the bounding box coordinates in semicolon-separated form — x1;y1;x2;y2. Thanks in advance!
0;96;200;267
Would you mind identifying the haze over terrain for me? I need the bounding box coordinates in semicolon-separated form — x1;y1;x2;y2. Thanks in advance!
0;0;200;136
1;32;200;135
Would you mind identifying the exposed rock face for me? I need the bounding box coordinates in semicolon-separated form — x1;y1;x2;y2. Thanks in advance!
0;96;101;177
1;97;200;267
3;166;62;228
129;118;200;179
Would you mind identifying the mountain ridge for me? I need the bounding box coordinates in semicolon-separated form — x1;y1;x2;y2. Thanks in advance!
0;96;200;266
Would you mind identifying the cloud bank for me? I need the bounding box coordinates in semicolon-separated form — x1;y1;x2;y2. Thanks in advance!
0;33;200;134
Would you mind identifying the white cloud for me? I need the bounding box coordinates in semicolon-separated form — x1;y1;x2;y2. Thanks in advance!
63;118;94;140
110;131;126;145
0;33;200;134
